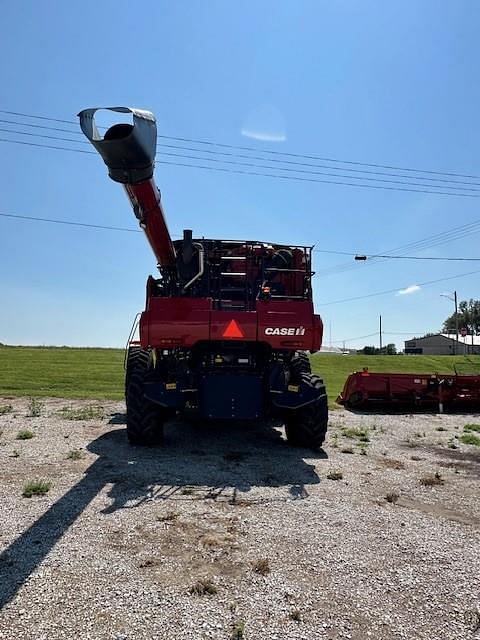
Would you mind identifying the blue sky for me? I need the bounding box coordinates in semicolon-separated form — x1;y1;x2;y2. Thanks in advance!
1;1;479;349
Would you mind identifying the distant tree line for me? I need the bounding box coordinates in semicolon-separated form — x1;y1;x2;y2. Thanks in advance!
358;344;397;355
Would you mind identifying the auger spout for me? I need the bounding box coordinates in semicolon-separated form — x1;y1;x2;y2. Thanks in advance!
78;106;176;268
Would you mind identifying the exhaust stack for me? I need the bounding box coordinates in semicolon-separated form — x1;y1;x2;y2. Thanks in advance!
78;107;176;268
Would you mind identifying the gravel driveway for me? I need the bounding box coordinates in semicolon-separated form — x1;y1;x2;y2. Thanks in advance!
0;397;479;639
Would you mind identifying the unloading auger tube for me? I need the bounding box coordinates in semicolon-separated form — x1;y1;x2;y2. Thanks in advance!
78;107;176;269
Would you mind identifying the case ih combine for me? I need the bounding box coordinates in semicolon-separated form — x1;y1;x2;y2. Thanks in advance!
79;107;328;447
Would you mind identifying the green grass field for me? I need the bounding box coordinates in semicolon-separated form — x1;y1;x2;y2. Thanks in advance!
0;346;479;405
0;346;125;400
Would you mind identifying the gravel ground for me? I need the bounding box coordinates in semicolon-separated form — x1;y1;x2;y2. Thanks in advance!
0;397;479;640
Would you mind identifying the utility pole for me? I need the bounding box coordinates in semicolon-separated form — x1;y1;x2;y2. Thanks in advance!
441;291;459;356
454;290;458;356
379;315;383;352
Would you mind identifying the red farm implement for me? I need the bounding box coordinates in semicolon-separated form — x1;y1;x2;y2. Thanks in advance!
337;368;480;412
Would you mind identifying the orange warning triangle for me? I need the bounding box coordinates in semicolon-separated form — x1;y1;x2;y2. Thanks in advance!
222;319;244;338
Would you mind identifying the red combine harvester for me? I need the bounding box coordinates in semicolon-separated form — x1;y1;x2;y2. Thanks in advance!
337;368;480;412
79;107;328;447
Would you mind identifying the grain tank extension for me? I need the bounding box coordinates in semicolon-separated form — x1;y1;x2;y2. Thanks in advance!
79;106;328;447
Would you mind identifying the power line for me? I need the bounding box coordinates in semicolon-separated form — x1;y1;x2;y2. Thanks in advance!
319;269;480;306
2;108;480;182
5;126;479;193
0;137;95;155
3;210;477;264
330;332;379;343
0;129;480;198
3;117;480;189
0;211;182;238
318;219;480;275
330;330;429;343
0;211;140;233
2;135;477;198
358;254;480;262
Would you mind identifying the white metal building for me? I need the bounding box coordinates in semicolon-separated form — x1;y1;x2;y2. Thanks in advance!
404;333;480;355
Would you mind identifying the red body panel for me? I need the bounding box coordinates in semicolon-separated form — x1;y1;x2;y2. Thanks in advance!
140;297;212;347
140;297;323;351
256;300;321;351
337;370;480;410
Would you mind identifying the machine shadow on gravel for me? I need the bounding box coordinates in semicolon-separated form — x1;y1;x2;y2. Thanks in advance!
0;417;324;610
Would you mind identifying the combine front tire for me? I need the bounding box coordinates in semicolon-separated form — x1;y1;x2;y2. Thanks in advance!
285;374;328;449
125;347;164;446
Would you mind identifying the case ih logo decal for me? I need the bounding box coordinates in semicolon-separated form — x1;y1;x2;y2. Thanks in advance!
264;326;306;336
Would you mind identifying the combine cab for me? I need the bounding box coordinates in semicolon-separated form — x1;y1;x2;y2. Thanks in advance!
79;107;328;448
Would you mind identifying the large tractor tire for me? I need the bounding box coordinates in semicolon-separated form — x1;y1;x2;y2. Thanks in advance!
125;347;165;446
285;372;328;450
289;351;311;380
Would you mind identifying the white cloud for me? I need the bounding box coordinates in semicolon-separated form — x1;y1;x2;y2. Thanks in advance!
241;104;286;143
241;128;286;142
396;284;421;296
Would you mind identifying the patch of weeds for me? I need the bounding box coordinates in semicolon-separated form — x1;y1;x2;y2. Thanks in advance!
230;621;245;640
414;432;425;438
342;427;370;442
460;433;480;447
27;398;43;417
447;438;459;449
410;455;422;461
252;558;270;576
405;438;418;448
381;458;405;470
181;487;194;495
157;510;179;523
139;558;158;568
436;426;447;432
67;449;85;460
201;534;221;547
58;405;104;421
358;442;368;455
340;446;354;454
16;429;34;440
23;479;51;498
385;492;400;504
289;609;302;622
0;404;13;415
326;470;343;480
329;433;338;448
420;471;444;487
464;424;480;433
10;449;20;458
190;577;218;596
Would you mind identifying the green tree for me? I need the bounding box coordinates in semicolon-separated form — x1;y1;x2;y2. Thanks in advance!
359;344;397;355
442;299;480;336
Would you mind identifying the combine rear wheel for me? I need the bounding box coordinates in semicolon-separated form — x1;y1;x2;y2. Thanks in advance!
285;373;328;450
125;347;165;446
289;351;311;379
